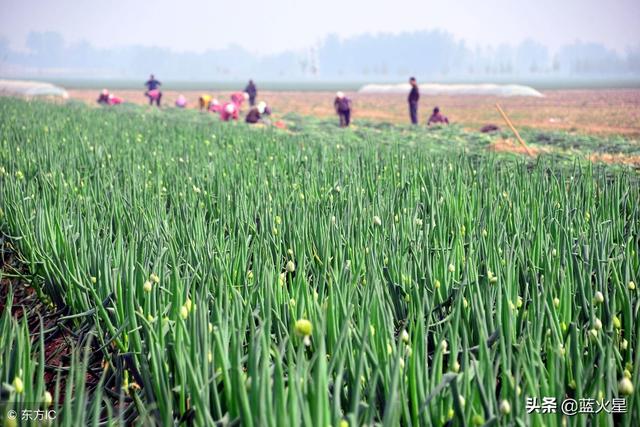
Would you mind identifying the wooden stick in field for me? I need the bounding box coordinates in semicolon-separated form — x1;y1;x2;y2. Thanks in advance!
495;103;534;156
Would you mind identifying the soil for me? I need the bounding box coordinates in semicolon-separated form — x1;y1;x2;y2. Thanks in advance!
66;88;640;137
588;153;640;167
488;138;548;157
0;238;99;402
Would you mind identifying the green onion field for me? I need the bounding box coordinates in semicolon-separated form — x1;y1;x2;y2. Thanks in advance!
1;98;639;426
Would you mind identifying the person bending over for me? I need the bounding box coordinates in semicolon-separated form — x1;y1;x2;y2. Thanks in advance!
199;94;212;111
246;101;272;124
427;106;449;126
220;102;239;121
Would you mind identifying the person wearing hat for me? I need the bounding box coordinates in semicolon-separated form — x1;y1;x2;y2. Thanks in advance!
219;102;239;121
97;89;122;105
97;89;110;105
245;101;272;124
408;77;420;125
208;98;222;113
334;91;352;127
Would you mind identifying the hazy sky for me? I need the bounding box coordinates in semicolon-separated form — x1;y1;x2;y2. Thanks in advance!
1;0;639;54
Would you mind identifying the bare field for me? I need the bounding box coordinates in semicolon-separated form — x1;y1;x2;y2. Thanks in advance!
67;88;640;137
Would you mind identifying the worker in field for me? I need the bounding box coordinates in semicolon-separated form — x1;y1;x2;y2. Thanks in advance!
97;89;110;105
219;102;239;121
97;89;123;105
217;92;247;121
144;74;162;106
199;94;212;111
109;95;123;105
334;92;352;127
246;101;272;124
427;106;449;125
231;91;249;108
245;80;257;106
208;98;222;113
175;95;187;108
408;77;420;125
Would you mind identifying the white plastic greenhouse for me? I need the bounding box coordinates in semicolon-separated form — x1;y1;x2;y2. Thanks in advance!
0;79;69;99
358;83;544;97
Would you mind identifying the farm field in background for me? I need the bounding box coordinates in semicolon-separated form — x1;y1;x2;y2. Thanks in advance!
1;98;639;426
66;88;640;137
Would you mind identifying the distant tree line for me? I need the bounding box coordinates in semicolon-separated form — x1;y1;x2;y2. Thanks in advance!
0;30;638;80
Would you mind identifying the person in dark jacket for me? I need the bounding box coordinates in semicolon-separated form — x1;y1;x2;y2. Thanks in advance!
245;80;257;106
97;89;123;105
246;101;272;124
97;89;110;105
408;77;419;125
144;74;162;106
427;107;449;125
334;92;352;127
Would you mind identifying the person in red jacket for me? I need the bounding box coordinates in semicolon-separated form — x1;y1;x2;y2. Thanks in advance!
427;107;449;125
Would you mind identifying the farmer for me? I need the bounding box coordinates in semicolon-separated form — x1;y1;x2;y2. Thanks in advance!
97;89;110;105
408;77;420;125
199;94;212;111
245;80;257;106
334;91;352;127
175;95;187;108
97;89;122;105
219;102;239;121
231;91;249;108
144;74;162;106
246;101;272;124
208;98;222;113
108;94;123;105
427;107;449;125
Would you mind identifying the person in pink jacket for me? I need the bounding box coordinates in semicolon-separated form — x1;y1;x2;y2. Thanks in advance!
219;91;248;120
144;74;162;106
175;95;187;108
230;92;249;108
97;89;123;105
208;99;222;113
108;95;123;105
219;102;239;121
